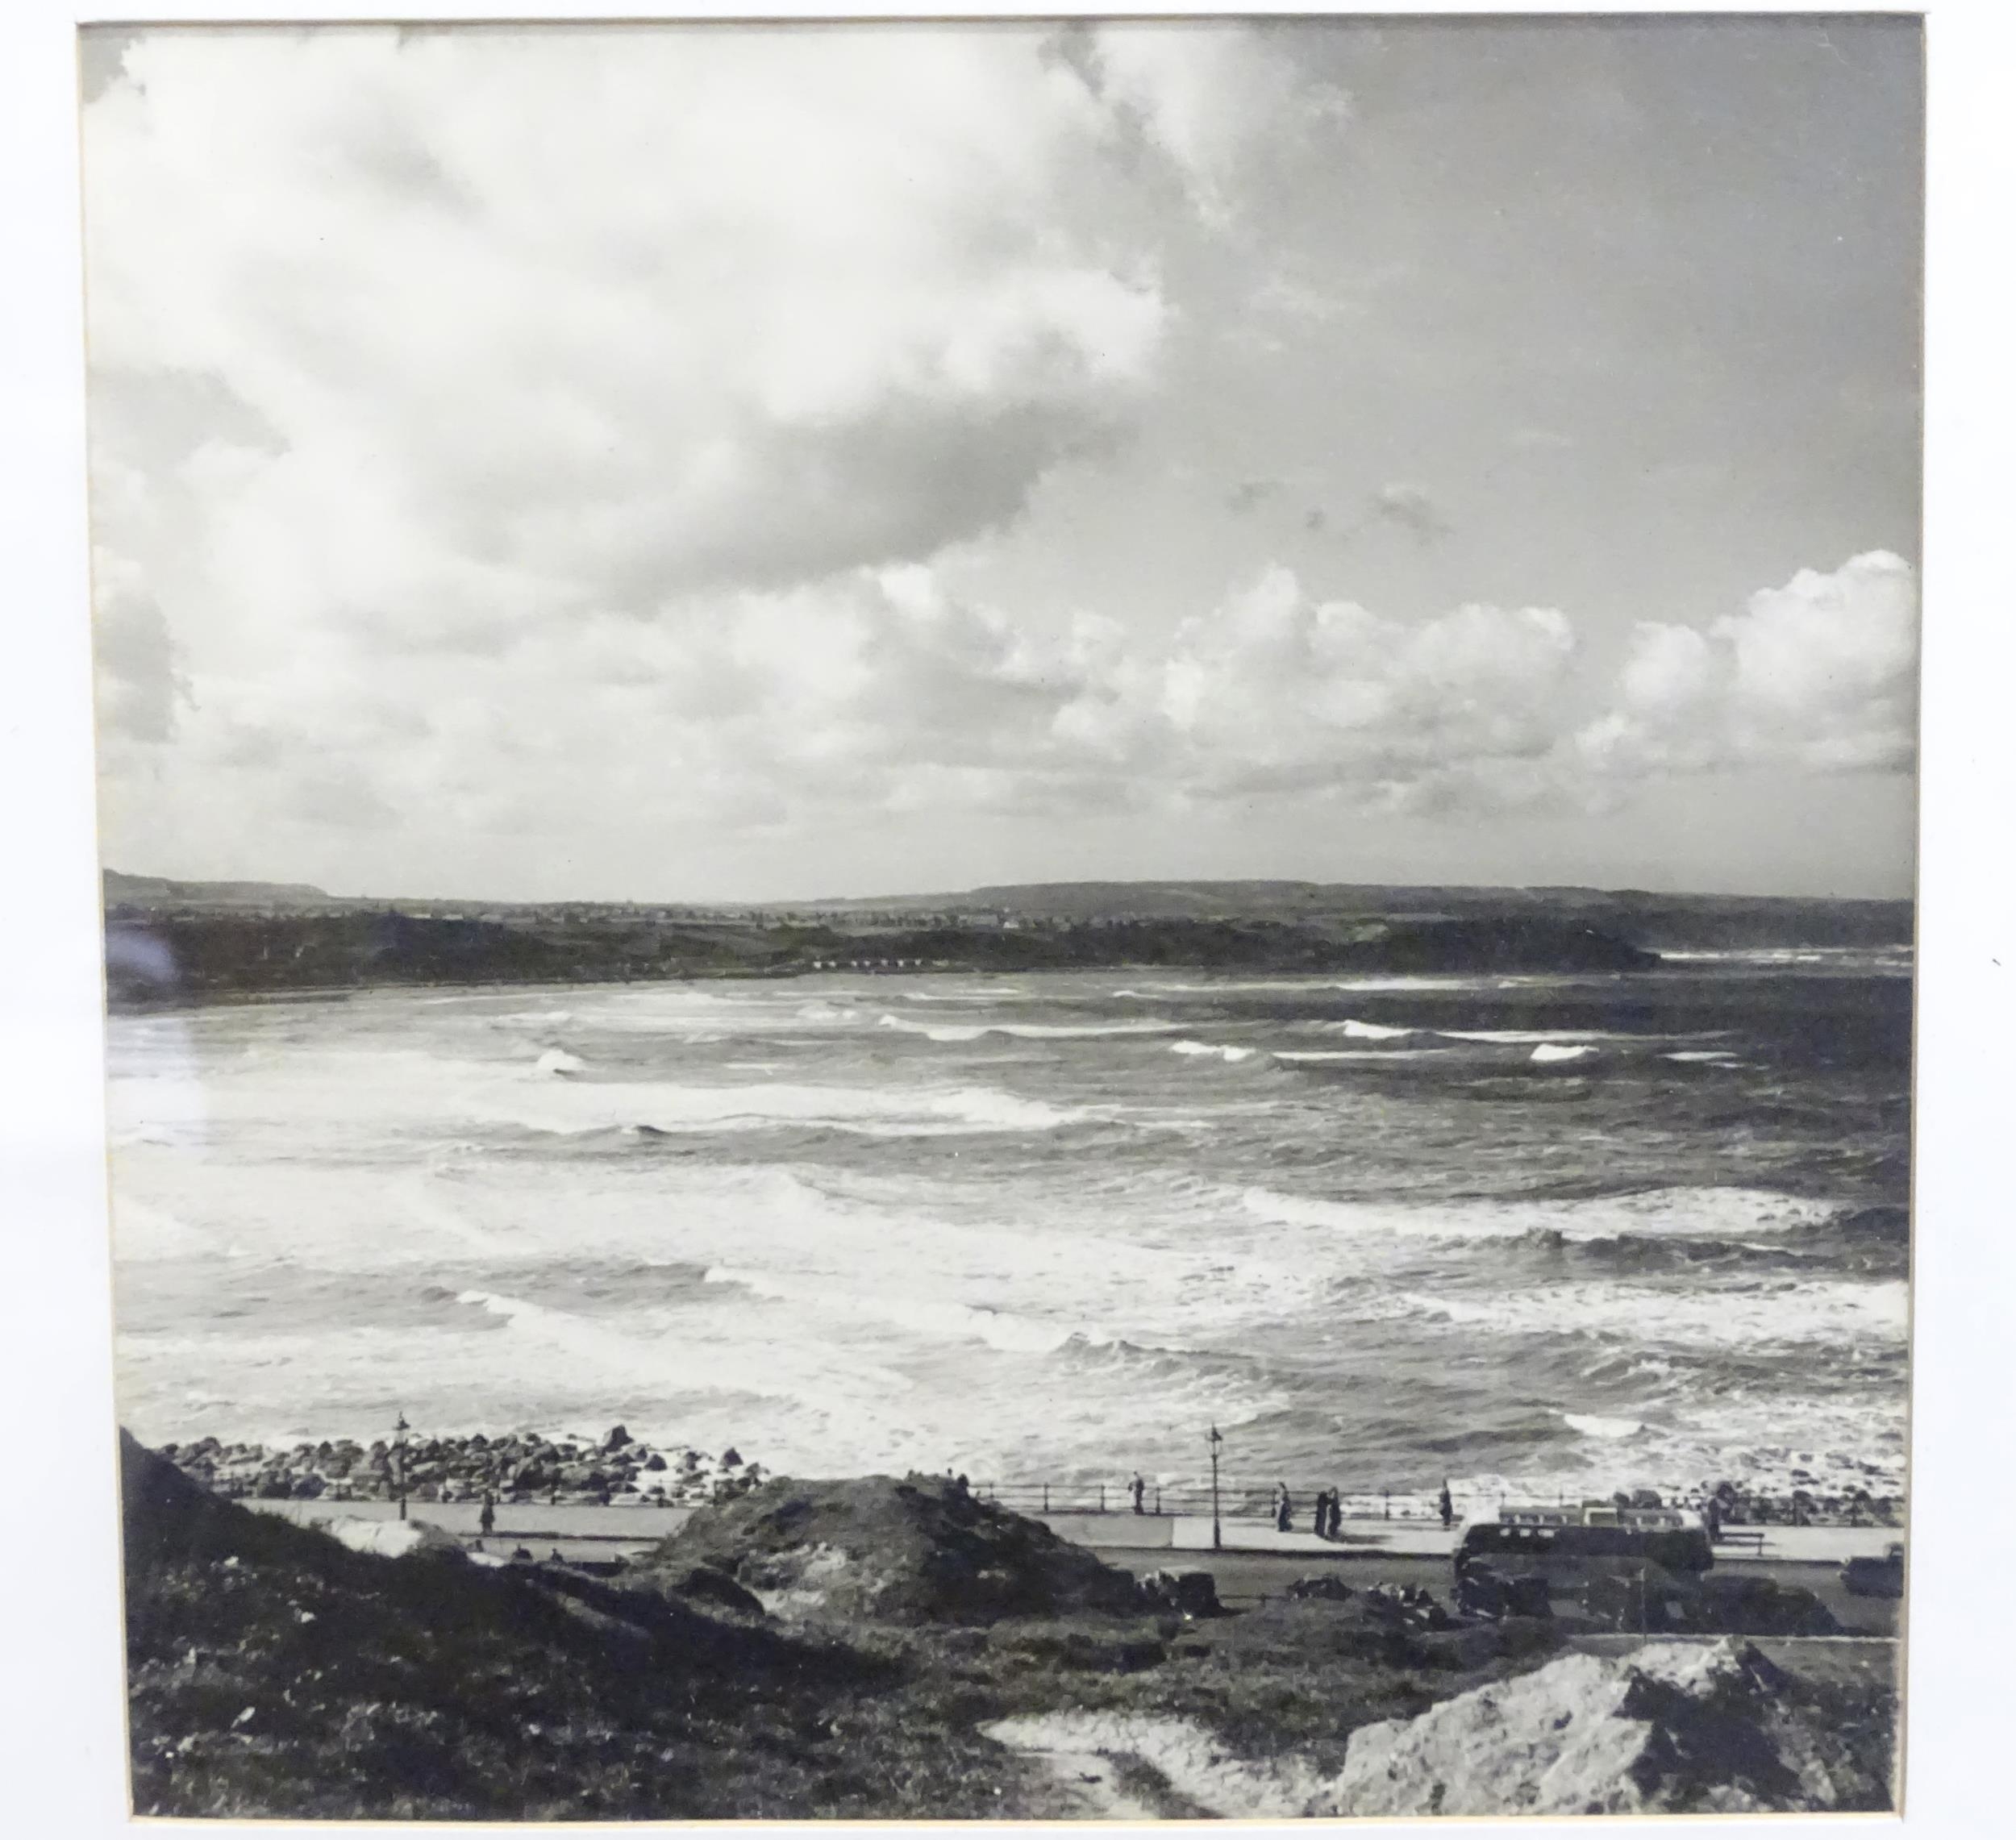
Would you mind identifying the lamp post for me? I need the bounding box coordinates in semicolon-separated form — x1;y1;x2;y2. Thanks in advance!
394;1411;410;1522
1208;1424;1223;1552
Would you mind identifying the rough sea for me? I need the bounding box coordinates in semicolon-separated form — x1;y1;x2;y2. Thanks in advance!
106;953;1911;1507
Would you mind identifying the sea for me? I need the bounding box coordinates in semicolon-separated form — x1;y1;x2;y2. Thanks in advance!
105;951;1912;1508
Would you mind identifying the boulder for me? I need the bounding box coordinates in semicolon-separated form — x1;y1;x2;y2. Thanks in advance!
1322;1638;1888;1816
1139;1569;1222;1617
1455;1565;1550;1621
1285;1573;1357;1604
322;1517;465;1560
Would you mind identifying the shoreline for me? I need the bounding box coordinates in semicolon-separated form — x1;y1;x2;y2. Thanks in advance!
150;1426;1906;1532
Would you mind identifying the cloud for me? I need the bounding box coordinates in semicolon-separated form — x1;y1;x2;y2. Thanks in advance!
1366;482;1452;544
1075;22;1349;224
78;27;1914;884
83;24;1353;853
82;29;1188;625
1227;478;1285;514
1146;567;1577;800
91;552;184;744
1577;552;1918;776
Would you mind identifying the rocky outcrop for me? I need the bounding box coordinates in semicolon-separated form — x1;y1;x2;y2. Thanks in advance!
320;1516;465;1560
1321;1638;1890;1817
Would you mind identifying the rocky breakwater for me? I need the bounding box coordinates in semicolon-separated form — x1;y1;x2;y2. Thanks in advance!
157;1424;764;1508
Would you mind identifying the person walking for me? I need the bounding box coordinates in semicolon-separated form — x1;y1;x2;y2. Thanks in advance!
1310;1488;1330;1538
1130;1473;1146;1515
1326;1489;1343;1540
1438;1480;1455;1530
479;1491;497;1540
1275;1483;1293;1534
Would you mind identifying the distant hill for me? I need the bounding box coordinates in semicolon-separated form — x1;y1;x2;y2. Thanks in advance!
101;870;1914;952
811;880;1914;948
105;868;339;910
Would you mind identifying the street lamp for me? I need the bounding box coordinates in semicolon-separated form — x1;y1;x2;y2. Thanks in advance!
394;1411;410;1522
1208;1424;1223;1553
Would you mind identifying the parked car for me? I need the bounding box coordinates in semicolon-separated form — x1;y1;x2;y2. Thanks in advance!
1840;1542;1905;1598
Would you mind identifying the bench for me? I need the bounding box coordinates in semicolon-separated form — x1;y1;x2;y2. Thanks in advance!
1714;1530;1767;1554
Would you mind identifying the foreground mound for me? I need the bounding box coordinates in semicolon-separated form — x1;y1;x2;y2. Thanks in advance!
646;1473;1143;1624
115;1432;994;1819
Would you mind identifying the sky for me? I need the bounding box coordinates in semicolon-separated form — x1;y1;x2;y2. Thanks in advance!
79;17;1922;904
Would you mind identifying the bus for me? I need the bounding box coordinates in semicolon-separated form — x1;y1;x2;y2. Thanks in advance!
1454;1505;1714;1594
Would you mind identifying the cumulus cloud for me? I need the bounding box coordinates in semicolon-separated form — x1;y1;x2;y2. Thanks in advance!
78;25;1914;884
1577;552;1918;776
83;23;1342;859
1145;567;1576;800
449;562;1586;829
82;27;1185;618
1073;22;1349;224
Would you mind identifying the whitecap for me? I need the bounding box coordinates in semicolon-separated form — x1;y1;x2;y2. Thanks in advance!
1336;1018;1415;1040
1560;1411;1645;1440
1169;1040;1255;1064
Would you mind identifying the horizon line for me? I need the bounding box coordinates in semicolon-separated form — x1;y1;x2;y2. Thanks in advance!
102;866;1917;911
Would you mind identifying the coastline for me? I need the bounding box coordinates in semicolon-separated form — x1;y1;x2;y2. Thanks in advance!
152;1426;1906;1533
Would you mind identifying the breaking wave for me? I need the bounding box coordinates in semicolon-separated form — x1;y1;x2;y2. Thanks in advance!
486;1076;1088;1138
1169;1040;1257;1064
876;1013;1179;1043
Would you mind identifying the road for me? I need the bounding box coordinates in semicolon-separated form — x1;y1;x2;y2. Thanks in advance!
242;1497;1899;1634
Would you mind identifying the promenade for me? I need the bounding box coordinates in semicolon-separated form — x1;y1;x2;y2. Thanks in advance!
244;1497;1901;1569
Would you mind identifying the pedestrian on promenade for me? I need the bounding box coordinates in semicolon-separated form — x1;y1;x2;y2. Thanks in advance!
1438;1480;1455;1530
1130;1473;1146;1514
1275;1483;1293;1533
479;1492;497;1539
1326;1490;1343;1539
1310;1488;1330;1537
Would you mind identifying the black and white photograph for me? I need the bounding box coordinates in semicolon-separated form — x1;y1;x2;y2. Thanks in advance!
77;10;1923;1822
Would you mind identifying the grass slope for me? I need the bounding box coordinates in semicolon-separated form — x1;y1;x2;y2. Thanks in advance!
121;1442;1895;1820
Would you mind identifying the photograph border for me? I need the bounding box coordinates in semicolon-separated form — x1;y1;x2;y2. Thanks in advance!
5;2;2009;1834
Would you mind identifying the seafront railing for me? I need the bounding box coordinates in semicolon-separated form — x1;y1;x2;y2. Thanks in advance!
977;1484;1589;1520
969;1482;1902;1529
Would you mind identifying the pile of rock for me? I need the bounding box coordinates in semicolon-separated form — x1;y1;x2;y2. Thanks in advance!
1701;1478;1903;1529
156;1426;767;1509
